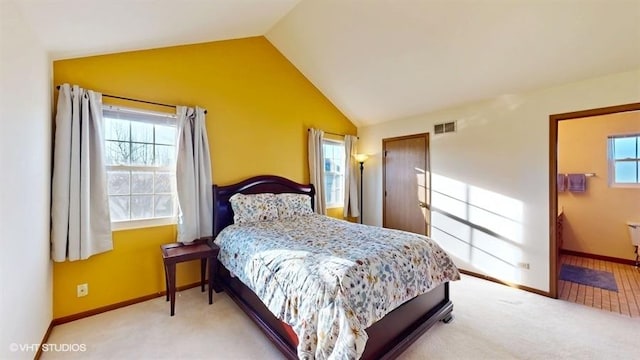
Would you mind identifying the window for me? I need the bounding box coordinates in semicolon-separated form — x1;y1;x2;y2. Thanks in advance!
608;134;640;186
323;140;346;208
103;105;178;228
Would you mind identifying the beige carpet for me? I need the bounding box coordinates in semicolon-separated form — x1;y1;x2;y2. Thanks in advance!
43;275;637;359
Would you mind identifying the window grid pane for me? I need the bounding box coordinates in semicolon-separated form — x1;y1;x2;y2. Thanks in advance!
130;122;153;143
131;195;153;219
155;172;172;193
613;137;638;160
107;171;130;195
104;117;130;142
156;125;176;145
109;196;130;221
614;161;637;183
105;140;130;165
154;195;173;217
131;171;154;194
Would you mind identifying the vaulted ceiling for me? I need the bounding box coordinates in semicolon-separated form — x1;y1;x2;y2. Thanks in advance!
14;0;640;126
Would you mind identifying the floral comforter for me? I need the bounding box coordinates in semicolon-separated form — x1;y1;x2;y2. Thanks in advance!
215;215;460;359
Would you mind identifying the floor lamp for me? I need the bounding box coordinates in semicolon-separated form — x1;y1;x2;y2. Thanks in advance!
354;154;369;224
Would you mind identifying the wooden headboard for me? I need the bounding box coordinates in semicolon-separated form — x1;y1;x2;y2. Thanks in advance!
212;175;316;237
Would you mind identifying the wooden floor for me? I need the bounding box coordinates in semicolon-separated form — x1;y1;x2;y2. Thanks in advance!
558;254;640;317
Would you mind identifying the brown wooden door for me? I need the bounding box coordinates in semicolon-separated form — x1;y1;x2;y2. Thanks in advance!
383;133;430;236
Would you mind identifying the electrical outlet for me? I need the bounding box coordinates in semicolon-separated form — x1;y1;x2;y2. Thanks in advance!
517;262;530;270
77;283;88;297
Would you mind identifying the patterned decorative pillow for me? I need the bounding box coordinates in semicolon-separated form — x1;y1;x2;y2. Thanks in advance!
276;193;313;219
229;193;279;224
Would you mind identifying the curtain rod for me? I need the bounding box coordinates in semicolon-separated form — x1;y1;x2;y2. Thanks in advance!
55;85;207;114
308;128;358;139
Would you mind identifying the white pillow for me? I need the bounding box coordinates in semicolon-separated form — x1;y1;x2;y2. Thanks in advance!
275;193;313;219
229;193;279;224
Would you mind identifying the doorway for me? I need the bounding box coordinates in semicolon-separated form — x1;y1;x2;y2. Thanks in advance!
549;102;640;299
382;133;430;236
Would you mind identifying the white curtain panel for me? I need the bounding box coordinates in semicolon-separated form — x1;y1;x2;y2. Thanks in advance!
51;84;113;262
176;106;213;243
308;128;326;215
343;135;360;218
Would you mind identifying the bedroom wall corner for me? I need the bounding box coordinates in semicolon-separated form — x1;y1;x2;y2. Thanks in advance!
52;36;356;318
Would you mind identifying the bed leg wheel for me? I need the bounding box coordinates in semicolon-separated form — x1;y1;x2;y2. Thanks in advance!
441;314;453;323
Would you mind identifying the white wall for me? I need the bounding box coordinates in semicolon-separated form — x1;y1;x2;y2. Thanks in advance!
358;69;640;292
0;1;53;358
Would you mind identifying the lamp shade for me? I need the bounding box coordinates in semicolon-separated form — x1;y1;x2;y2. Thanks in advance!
355;153;369;163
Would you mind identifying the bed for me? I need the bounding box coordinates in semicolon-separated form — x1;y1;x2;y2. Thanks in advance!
211;175;459;359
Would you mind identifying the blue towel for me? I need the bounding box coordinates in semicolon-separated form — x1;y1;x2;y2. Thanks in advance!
557;174;566;192
567;173;586;192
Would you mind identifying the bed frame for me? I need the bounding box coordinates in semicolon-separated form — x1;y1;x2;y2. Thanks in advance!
211;175;454;359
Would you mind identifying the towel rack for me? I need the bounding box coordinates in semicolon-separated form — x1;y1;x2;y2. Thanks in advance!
560;173;596;177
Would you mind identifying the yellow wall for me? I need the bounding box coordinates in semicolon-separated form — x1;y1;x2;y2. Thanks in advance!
558;110;640;260
53;36;356;318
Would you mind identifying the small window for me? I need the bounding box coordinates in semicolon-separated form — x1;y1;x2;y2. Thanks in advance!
608;134;640;187
103;105;178;228
322;139;345;208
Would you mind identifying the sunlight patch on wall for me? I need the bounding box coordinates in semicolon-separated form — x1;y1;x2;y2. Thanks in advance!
430;173;525;282
431;175;468;219
431;214;472;261
468;185;524;243
415;167;427;205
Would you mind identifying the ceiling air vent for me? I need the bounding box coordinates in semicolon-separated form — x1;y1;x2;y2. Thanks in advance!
434;121;456;134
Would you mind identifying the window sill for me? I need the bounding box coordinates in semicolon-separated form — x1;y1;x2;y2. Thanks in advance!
326;205;345;209
609;183;640;189
111;216;177;232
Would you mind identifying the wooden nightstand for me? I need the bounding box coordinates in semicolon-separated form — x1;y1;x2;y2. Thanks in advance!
161;239;220;316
